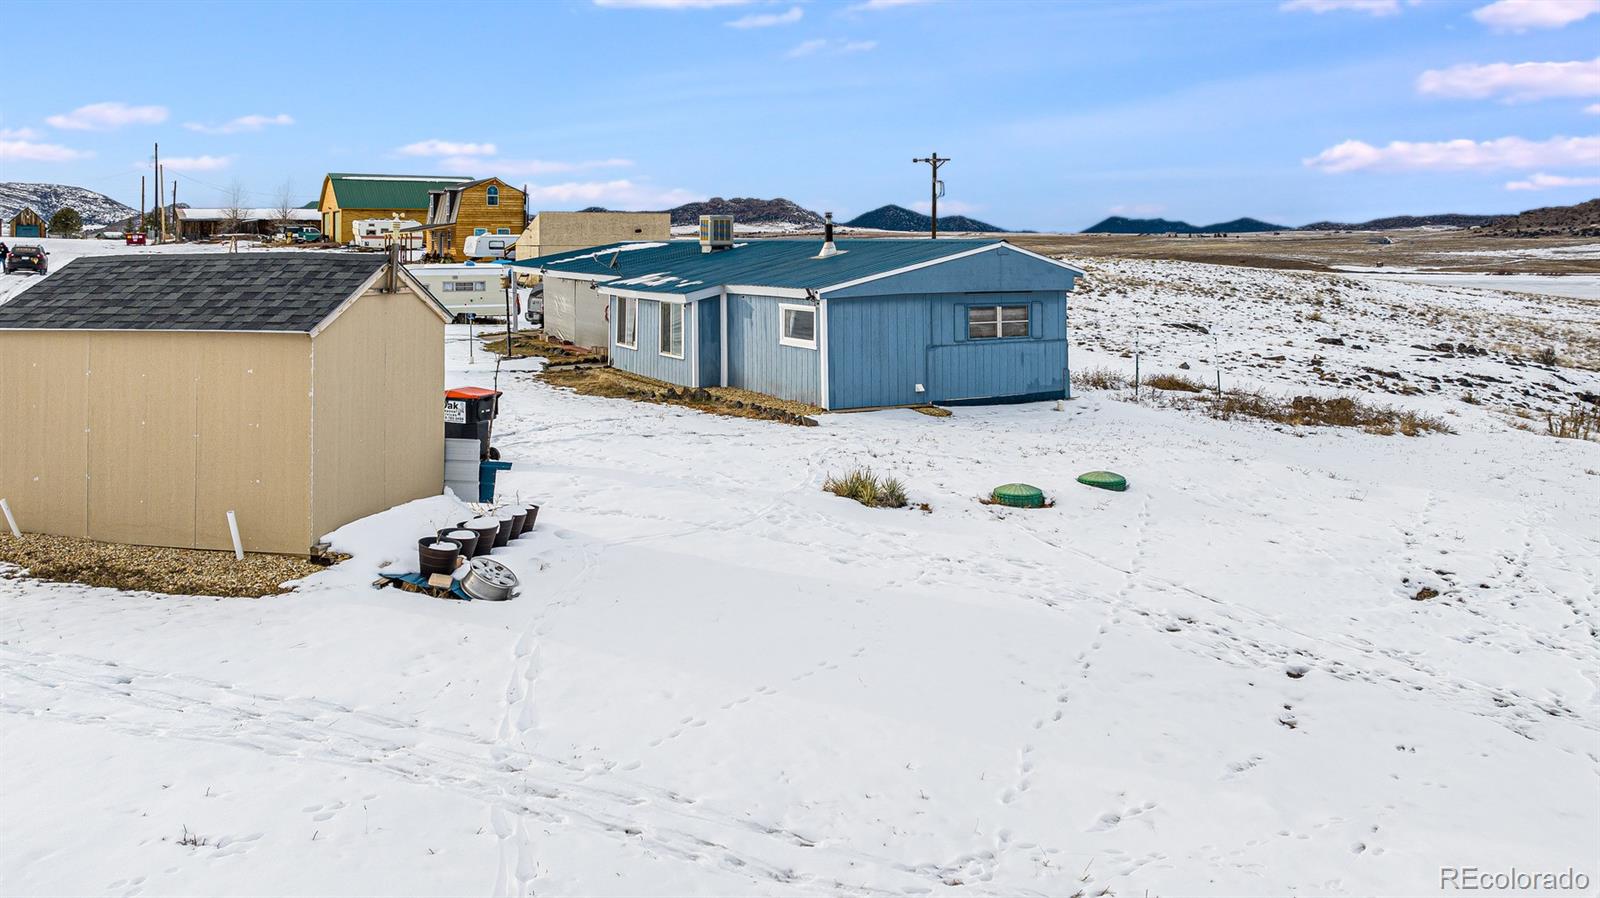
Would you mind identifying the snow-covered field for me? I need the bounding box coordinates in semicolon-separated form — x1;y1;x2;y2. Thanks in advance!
2;246;1598;897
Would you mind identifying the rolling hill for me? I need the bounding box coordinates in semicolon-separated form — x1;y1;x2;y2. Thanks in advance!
844;204;1006;233
1083;215;1289;234
0;183;137;231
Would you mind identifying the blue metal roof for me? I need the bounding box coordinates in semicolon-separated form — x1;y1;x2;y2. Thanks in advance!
512;238;1053;296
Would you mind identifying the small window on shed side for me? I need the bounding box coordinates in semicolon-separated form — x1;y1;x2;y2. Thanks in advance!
779;303;817;350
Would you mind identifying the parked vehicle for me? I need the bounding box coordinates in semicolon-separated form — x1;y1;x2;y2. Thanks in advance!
125;232;147;246
408;263;511;320
288;226;322;244
4;245;48;275
463;232;517;260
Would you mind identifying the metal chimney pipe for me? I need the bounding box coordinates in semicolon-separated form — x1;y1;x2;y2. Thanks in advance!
824;211;834;244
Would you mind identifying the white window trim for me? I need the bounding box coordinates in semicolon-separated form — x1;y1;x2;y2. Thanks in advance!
778;302;818;350
616;297;639;350
659;301;686;359
967;304;1030;340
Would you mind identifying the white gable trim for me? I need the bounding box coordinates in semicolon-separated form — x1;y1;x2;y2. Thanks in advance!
535;269;618;283
596;285;721;304
817;241;1084;296
724;284;811;299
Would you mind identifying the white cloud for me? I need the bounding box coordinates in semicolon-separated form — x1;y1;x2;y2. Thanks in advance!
184;113;294;135
593;0;749;7
1108;203;1168;216
46;102;168;131
1280;0;1401;15
1305;134;1600;172
1418;58;1600;102
523;179;699;209
439;156;634;176
0;138;93;162
0;127;40;140
1472;0;1600;30
159;155;234;172
1504;171;1600;190
787;38;878;58
1588;102;1600;113
398;139;498;157
727;5;801;27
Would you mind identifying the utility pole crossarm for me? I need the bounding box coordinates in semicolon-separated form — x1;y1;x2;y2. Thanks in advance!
912;153;950;238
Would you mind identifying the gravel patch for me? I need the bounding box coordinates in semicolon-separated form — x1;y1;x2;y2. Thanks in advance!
0;533;329;597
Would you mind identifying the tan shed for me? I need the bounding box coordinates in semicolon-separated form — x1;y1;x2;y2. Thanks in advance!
0;253;451;555
8;206;47;238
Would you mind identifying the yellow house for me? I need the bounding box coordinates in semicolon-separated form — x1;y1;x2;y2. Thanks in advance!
419;178;526;262
318;173;475;245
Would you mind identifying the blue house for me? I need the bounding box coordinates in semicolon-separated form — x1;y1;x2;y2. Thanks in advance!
514;227;1083;411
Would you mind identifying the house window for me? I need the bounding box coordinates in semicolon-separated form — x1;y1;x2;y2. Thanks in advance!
496;228;511;234
967;304;1029;340
616;297;638;349
442;281;486;293
779;303;817;350
659;302;684;358
473;227;488;236
486;186;499;206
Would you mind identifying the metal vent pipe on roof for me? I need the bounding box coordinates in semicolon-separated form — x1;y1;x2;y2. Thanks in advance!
817;212;838;258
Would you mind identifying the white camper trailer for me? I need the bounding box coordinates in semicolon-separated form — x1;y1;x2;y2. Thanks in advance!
463;232;517;260
407;263;513;320
351;217;424;258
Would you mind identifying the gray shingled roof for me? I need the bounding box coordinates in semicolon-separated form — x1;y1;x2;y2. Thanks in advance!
0;253;389;332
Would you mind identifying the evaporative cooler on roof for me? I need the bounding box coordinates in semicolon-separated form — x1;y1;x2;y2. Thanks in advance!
699;215;733;253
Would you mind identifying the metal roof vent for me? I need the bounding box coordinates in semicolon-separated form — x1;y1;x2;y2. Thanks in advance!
699;214;733;253
816;211;839;259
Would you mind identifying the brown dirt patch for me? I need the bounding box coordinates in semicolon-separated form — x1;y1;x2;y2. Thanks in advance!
0;533;330;597
480;332;606;365
539;367;822;425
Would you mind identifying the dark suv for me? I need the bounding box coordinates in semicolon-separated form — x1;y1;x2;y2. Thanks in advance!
4;245;48;275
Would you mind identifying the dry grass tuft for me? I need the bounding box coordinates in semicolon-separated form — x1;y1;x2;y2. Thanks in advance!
1145;388;1453;436
1143;372;1208;393
823;468;909;509
1071;367;1130;390
1546;402;1599;441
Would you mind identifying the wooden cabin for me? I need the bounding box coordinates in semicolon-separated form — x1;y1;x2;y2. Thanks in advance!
318;173;474;245
8;207;47;239
419;178;526;262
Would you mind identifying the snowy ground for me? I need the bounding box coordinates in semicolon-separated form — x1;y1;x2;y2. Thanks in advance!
2;252;1598;897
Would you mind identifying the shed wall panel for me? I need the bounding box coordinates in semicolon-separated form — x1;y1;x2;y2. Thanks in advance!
310;285;444;542
86;334;200;548
0;332;89;537
725;292;820;405
697;299;721;388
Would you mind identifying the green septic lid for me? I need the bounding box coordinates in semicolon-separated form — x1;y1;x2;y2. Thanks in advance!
1077;470;1128;492
991;483;1045;508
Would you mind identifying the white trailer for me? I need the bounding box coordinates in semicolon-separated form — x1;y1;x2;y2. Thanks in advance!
463;232;518;260
407;263;514;321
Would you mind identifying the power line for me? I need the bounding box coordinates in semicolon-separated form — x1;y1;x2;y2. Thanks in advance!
911;153;950;239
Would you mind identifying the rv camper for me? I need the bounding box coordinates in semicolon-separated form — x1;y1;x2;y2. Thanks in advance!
463;232;517;260
407;262;512;320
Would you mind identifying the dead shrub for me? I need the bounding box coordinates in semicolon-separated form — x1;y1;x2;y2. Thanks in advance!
1533;346;1559;367
1146;388;1453;436
1144;372;1207;393
1546;403;1598;441
823;468;909;509
1071;367;1129;391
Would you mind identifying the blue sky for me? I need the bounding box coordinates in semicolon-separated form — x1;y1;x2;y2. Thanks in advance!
2;0;1597;230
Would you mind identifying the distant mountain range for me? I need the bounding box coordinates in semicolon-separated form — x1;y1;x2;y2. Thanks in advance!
1084;215;1289;234
1487;198;1600;237
0;182;137;230
1300;213;1504;230
844;205;1006;233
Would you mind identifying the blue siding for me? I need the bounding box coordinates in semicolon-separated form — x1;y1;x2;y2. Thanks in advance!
826;291;1067;409
825;244;1077;299
609;296;696;387
725;292;820;406
697;299;721;388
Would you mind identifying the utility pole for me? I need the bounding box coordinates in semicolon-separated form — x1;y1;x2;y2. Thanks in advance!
171;180;178;242
139;175;145;238
911;152;949;238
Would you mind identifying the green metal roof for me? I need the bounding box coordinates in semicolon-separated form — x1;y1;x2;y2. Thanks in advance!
514;238;1080;296
324;173;474;210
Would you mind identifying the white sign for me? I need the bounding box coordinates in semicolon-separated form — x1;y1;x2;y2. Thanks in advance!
444;399;467;424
